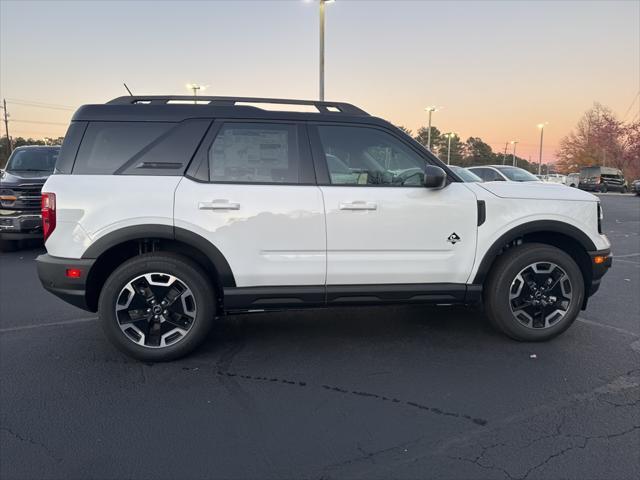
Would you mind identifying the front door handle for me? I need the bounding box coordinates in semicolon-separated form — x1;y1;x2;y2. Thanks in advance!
198;200;241;210
339;201;377;211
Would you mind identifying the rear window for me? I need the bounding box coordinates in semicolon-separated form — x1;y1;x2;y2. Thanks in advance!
72;120;210;175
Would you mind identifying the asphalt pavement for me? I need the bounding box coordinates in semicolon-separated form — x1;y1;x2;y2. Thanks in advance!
1;194;638;480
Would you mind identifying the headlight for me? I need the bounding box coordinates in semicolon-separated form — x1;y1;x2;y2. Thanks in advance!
0;189;17;206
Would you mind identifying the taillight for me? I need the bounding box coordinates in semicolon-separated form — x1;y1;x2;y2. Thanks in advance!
41;192;56;242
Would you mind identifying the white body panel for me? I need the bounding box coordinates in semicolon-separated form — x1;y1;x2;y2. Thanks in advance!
320;183;478;284
464;183;610;282
174;178;326;286
43;175;181;259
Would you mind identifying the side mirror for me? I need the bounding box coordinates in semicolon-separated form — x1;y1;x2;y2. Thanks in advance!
423;165;447;189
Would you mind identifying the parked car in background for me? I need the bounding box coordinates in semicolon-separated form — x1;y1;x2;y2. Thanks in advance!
467;165;541;182
566;173;580;188
631;179;640;195
578;166;627;193
449;165;482;182
0;145;59;250
544;174;567;185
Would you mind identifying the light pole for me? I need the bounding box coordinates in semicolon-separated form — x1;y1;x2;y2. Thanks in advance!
424;106;439;151
537;123;547;175
444;132;457;165
510;140;519;167
503;142;508;165
318;0;335;101
186;83;208;104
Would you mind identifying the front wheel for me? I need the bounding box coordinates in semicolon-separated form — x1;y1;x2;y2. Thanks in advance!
98;252;216;361
484;243;584;341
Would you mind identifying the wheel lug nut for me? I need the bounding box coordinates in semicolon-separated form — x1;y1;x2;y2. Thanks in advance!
146;308;151;313
163;309;168;315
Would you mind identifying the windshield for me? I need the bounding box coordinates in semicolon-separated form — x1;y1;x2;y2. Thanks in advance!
495;166;540;182
580;167;600;179
5;148;59;172
450;166;482;182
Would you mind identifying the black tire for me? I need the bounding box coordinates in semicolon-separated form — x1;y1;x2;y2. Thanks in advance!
484;243;584;342
0;239;19;252
599;183;608;193
621;186;628;194
98;252;216;361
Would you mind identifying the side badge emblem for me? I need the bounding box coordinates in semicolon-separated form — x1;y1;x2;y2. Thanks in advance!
447;233;461;244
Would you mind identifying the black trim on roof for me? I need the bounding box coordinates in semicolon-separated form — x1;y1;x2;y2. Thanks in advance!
106;95;369;116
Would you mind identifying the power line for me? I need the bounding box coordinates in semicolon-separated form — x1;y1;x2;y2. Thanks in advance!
6;99;75;111
11;119;69;126
622;90;640;120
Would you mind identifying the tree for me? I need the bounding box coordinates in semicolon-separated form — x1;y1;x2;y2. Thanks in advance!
414;126;441;151
463;137;494;167
396;125;413;137
556;103;638;177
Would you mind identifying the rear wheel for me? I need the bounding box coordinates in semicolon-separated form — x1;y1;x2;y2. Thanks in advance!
621;186;628;193
98;252;216;361
599;183;608;193
484;243;584;341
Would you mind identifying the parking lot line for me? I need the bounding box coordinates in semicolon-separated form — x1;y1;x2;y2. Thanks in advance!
0;316;97;334
577;316;639;338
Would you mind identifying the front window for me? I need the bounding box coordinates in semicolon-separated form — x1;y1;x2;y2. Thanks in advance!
5;148;59;173
494;166;540;182
317;125;427;186
450;166;482;182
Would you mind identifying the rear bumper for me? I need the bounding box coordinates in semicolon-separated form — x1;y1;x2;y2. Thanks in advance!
0;210;42;239
36;254;95;311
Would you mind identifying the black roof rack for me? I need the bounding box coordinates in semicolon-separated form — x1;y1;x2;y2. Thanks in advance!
106;96;369;116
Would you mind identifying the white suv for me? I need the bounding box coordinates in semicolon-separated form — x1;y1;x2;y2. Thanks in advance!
37;96;612;361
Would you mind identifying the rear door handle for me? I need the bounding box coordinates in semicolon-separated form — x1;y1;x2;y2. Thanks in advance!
198;200;241;210
339;201;377;211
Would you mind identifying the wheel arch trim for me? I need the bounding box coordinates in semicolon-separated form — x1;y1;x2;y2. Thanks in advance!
472;220;597;284
81;224;236;287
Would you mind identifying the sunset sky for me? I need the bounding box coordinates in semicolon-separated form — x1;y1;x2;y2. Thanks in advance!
1;0;638;163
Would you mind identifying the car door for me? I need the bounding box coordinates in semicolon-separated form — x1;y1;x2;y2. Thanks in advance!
309;123;478;289
174;121;326;291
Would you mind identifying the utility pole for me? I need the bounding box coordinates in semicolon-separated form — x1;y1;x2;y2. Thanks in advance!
425;106;438;151
537;123;546;175
319;0;326;101
2;99;11;156
503;142;508;165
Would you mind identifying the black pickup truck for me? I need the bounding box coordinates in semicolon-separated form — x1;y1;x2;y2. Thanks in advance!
0;146;59;251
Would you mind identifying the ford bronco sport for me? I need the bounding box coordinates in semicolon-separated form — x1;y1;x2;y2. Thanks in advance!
36;96;612;361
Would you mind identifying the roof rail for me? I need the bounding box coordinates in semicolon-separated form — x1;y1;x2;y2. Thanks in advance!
106;96;369;116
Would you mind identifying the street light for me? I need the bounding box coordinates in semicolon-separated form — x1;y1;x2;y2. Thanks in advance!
510;140;519;167
424;106;440;151
317;0;335;101
444;132;457;165
186;83;208;104
537;122;548;175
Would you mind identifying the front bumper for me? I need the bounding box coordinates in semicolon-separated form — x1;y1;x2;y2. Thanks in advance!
587;248;612;298
36;254;95;311
0;209;42;240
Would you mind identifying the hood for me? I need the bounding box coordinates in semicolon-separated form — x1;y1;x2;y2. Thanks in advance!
478;181;598;202
0;170;50;186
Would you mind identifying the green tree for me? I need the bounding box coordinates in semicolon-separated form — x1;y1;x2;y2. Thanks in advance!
396;125;413;137
463;137;494;167
414;126;441;151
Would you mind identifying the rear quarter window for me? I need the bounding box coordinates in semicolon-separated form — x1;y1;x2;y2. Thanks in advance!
72;120;211;175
